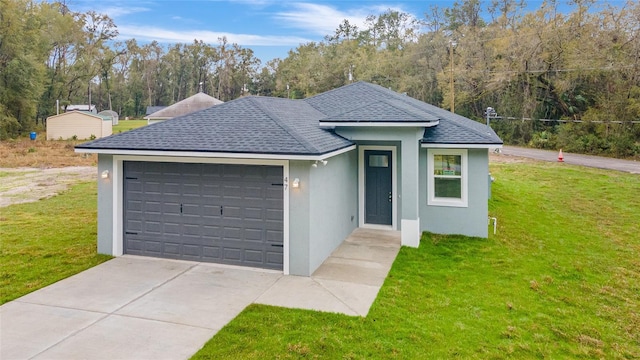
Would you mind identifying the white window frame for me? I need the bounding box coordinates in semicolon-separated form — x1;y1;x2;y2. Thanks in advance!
427;148;468;208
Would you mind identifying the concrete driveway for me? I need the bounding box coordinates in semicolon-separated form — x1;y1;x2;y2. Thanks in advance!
1;257;283;359
1;229;400;359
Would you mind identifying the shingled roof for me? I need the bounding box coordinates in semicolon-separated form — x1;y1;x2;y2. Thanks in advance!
306;82;439;125
77;96;352;156
146;93;223;119
76;81;501;156
306;82;501;144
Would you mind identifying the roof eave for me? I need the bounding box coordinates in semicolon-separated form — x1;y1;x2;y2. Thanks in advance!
74;144;356;161
421;142;503;149
320;120;439;128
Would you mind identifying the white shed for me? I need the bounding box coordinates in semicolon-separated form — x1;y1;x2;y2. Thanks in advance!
98;110;120;125
46;111;113;140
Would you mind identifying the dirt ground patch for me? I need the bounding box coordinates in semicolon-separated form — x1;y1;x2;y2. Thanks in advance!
490;151;538;164
0;137;96;168
0;167;96;207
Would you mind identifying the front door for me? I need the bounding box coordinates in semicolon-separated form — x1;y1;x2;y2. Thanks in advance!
364;150;392;225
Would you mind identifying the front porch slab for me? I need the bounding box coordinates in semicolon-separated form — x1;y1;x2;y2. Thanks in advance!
255;228;401;316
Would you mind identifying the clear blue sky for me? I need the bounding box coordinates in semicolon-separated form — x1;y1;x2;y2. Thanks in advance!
71;0;625;64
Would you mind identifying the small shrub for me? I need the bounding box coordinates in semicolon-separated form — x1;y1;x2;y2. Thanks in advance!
71;135;78;140
27;147;36;153
89;134;96;140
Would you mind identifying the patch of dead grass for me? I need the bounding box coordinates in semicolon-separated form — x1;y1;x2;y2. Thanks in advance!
0;136;96;168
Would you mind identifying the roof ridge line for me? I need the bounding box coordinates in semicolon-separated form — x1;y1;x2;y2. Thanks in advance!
445;113;496;139
372;83;496;139
248;97;322;154
379;98;438;120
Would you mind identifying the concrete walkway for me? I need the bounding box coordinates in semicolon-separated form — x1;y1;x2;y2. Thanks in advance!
257;228;401;315
0;228;400;360
498;146;640;174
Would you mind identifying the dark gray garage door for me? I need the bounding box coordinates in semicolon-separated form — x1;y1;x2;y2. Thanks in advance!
123;161;283;270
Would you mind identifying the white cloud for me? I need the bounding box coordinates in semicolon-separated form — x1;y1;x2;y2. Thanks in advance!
116;25;312;46
228;0;274;6
273;2;409;36
90;6;150;18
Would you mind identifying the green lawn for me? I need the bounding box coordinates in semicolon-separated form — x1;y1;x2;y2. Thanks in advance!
0;182;111;304
112;119;148;133
193;162;640;359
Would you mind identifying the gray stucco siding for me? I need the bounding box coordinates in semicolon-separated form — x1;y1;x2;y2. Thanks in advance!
97;154;114;254
307;149;358;274
419;148;489;238
288;161;311;276
288;150;358;276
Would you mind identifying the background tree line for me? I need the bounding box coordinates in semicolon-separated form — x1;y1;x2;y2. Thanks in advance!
1;0;639;159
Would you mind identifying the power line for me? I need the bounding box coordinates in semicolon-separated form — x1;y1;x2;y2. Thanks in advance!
491;116;640;124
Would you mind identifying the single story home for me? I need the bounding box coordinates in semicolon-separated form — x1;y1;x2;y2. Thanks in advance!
47;111;112;140
145;93;223;124
66;104;97;113
76;82;502;276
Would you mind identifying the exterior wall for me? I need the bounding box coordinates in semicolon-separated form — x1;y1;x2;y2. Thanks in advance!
420;148;489;238
46;112;108;140
288;149;358;276
307;149;358;274
335;127;423;247
102;119;113;137
288;161;311;275
97;155;114;254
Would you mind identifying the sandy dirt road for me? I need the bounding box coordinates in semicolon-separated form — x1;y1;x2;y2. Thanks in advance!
497;146;640;174
0;167;96;208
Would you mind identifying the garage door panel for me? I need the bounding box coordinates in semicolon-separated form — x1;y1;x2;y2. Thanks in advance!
244;228;264;241
144;221;162;234
163;242;181;256
244;250;266;264
182;204;201;216
126;239;144;252
126;199;142;212
163;222;181;235
124;161;283;270
244;208;264;220
144;201;162;214
183;224;202;237
125;219;142;232
202;225;221;239
223;247;242;261
202;246;221;259
266;230;284;242
265;208;283;221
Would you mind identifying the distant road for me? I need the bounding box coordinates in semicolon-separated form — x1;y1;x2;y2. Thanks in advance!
497;146;640;174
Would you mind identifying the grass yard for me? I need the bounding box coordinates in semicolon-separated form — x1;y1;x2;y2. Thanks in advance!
0;182;111;304
112;119;148;133
193;162;640;359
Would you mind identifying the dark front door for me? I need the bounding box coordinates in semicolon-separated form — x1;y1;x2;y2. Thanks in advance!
365;150;392;225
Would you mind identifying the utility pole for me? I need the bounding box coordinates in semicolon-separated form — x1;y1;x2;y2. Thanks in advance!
485;107;497;126
449;40;456;113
